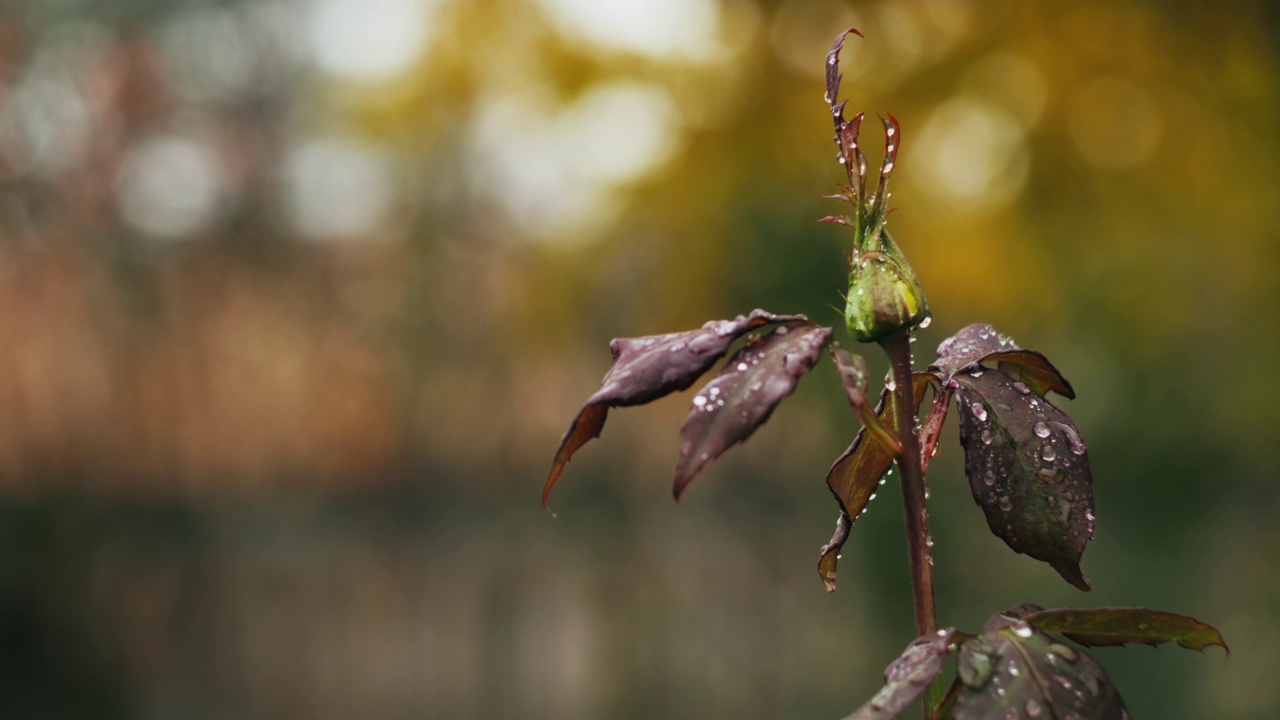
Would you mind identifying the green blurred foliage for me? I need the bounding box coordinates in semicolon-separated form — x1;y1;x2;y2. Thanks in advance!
0;0;1276;717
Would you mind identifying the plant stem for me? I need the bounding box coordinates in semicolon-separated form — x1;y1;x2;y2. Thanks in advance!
881;330;938;637
881;330;941;719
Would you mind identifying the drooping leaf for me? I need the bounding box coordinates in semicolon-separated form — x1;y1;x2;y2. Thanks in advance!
673;324;832;499
839;629;957;720
953;368;1095;591
817;512;851;593
819;372;933;591
1024;607;1228;653
954;613;1128;720
931;323;1074;399
543;309;806;511
832;347;901;455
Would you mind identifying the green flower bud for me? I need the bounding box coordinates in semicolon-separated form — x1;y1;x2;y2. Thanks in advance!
844;230;930;343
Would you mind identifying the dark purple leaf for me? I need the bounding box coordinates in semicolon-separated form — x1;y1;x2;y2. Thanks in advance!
673;324;831;499
953;369;1095;591
931;323;1074;399
839;629;957;720
543;309;806;511
819;372;933;592
954;613;1128;720
1024;607;1228;653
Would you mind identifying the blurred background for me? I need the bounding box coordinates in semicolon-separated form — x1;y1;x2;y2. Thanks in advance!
0;0;1276;717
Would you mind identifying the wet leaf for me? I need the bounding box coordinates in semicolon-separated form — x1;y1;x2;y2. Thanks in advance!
819;372;932;591
840;629;957;720
953;369;1095;591
954;615;1128;720
832;347;901;455
673;324;832;499
543;309;806;510
932;323;1074;399
1024;607;1228;653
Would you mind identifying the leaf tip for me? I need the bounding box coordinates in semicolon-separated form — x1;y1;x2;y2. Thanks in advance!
671;464;696;503
541;470;561;516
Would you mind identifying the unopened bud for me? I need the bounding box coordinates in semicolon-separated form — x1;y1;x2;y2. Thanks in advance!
844;231;929;343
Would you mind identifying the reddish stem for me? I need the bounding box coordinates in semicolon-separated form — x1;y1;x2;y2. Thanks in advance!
882;331;941;719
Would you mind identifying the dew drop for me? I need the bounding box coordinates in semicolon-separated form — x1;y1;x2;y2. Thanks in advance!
983;471;997;486
668;342;687;353
1055;422;1088;455
1033;422;1051;438
1025;699;1043;718
837;153;846;164
1012;622;1033;638
1008;664;1020;677
737;362;748;372
919;316;932;328
693;396;707;407
1013;382;1031;395
1040;445;1057;462
981;430;993;445
972;403;988;421
998;495;1012;511
1048;643;1078;662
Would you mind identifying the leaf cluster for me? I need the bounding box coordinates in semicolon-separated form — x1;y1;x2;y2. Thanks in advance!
843;605;1225;720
